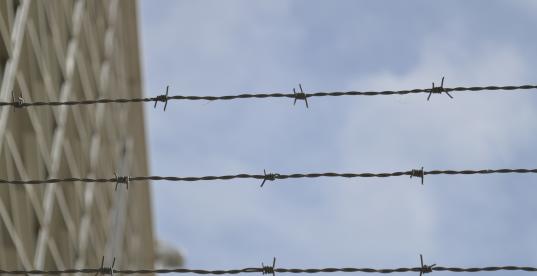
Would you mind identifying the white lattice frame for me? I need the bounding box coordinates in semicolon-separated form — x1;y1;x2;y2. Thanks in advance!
0;0;135;271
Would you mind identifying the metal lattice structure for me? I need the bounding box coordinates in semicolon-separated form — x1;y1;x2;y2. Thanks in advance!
0;0;154;272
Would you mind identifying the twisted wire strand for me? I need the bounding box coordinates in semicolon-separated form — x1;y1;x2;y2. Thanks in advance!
2;265;537;275
1;84;536;107
0;168;535;185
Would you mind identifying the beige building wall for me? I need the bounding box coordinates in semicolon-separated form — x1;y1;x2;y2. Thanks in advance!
0;0;154;272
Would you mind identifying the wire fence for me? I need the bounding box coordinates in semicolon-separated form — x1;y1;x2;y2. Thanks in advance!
4;82;537;109
3;0;535;272
2;256;537;275
3;78;537;273
0;168;535;187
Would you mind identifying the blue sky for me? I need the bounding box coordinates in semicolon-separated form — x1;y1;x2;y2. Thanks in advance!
139;1;537;275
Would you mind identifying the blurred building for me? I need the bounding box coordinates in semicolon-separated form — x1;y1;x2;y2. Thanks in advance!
0;0;154;272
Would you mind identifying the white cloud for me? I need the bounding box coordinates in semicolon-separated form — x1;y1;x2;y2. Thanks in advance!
141;1;537;272
339;25;537;264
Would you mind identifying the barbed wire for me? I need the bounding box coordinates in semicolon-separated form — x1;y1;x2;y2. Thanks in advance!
0;168;535;186
3;81;537;109
1;256;537;275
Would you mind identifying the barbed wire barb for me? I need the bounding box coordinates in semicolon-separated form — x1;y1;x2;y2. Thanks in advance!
262;258;277;276
293;84;309;108
419;254;435;276
95;256;115;276
261;170;279;187
410;167;425;185
114;173;129;190
11;91;24;111
427;77;453;101
154;85;170;111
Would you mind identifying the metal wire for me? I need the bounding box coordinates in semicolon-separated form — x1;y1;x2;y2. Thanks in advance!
2;84;536;108
0;168;535;185
2;255;536;274
1;265;537;275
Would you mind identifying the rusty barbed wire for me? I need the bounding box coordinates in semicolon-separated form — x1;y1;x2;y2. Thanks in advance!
1;82;537;108
1;255;537;275
0;168;535;185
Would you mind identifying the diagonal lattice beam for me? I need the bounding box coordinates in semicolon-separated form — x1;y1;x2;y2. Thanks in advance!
75;0;123;271
0;0;31;159
33;0;87;269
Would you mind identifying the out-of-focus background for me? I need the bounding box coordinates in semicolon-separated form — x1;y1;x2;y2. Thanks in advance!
140;1;537;275
0;0;156;271
1;0;537;275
